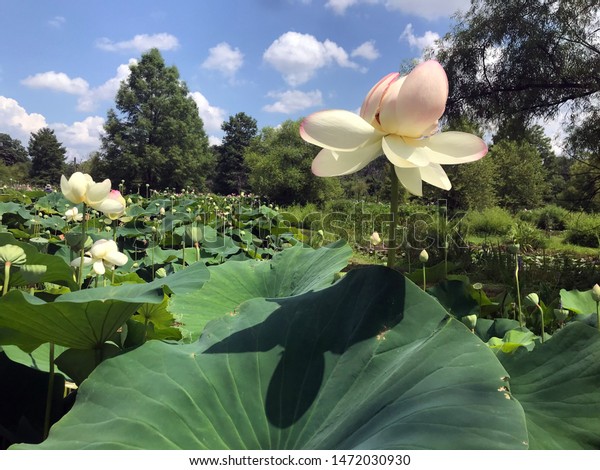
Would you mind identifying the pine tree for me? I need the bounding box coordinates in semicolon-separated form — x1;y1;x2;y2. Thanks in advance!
28;128;66;185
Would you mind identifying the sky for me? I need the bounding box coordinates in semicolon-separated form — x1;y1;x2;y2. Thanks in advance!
0;0;474;161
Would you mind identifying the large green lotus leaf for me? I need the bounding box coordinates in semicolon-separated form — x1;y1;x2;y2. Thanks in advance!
18;267;527;450
426;278;478;319
498;322;600;449
0;233;78;290
0;261;209;349
170;240;353;339
560;288;598;315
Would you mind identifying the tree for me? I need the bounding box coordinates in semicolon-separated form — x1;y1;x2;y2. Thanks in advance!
245;119;343;205
0;133;29;166
488;140;549;211
100;48;214;191
435;0;600;125
212;112;257;194
28;128;66;185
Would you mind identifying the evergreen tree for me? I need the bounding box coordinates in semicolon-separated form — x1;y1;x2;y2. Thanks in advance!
28;128;66;185
212;112;257;194
100;49;213;191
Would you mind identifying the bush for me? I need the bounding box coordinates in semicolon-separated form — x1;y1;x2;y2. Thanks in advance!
463;207;515;237
517;205;570;231
507;221;549;251
564;212;600;248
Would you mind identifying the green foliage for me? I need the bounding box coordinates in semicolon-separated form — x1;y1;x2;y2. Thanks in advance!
213;112;257;194
437;0;600;124
463;206;514;237
27;128;66;186
15;267;528;450
489;140;549;210
0;133;29;166
245;119;343;205
517;205;571;231
99;49;214;191
564;212;600;248
0;162;30;186
507;221;549;251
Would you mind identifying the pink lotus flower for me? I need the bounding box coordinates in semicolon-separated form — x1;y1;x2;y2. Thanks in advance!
300;60;488;196
105;190;126;220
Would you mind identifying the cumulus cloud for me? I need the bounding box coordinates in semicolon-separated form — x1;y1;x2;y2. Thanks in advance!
48;16;66;28
21;71;89;95
351;40;380;61
325;0;361;14
263;32;358;86
96;33;179;53
263;89;323;113
400;24;441;53
0;96;105;160
188;91;226;134
201;42;244;81
77;60;136;112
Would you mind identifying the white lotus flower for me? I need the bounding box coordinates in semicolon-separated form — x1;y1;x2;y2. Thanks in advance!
64;206;83;223
71;239;128;276
300;60;488;196
60;172;124;215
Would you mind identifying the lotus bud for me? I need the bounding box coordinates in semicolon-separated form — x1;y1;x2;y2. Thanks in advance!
370;231;381;246
507;243;520;254
159;207;165;216
419;249;429;263
553;308;569;322
524;292;540;307
472;282;483;290
155;267;167;278
462;314;477;330
592;284;600;303
317;229;324;237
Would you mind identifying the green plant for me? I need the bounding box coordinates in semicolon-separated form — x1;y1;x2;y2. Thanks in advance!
464;206;514;237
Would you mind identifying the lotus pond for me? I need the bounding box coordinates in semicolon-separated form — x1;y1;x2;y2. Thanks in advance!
1;185;599;450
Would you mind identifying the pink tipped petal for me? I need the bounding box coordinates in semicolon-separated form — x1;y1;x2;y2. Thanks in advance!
394;167;423;196
359;72;400;125
380;60;449;138
419;163;452;191
311;141;381;177
406;132;488;164
382;135;430;168
300;110;382;151
93;198;124;215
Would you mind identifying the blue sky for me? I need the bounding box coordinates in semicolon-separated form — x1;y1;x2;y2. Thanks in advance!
0;0;471;161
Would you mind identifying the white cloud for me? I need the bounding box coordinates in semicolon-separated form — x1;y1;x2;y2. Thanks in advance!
263;32;358;86
48;16;66;28
0;96;104;160
325;0;361;15
0;96;47;141
96;33;179;53
400;24;441;53
21;71;89;95
188;91;226;133
208;135;222;147
351;40;380;60
201;42;244;80
263;89;323;113
77;60;136;112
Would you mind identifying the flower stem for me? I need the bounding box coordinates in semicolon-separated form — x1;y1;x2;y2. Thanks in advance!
388;163;398;269
596;301;599;332
422;263;426;290
77;203;87;289
2;261;10;296
43;342;55;440
515;253;523;328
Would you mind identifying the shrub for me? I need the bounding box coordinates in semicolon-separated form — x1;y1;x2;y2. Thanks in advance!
517;205;570;231
463;207;515;237
508;220;549;251
564;212;600;248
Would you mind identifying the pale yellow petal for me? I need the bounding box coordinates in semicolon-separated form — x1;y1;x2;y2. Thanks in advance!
404;132;488;164
394;166;423;196
419;163;452;191
85;179;111;206
382;135;429;168
311;141;382;177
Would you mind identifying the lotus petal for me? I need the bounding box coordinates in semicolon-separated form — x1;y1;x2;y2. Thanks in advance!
300;110;383;151
382;135;429;168
360;72;401;126
86;179;111;206
379;60;448;139
419;163;452;191
394;166;423;196
311;141;382;177
405;132;488;165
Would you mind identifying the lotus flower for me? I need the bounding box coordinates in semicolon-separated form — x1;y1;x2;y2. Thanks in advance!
70;239;128;276
60;172;124;215
300;60;488;196
64;206;83;223
105;190;127;220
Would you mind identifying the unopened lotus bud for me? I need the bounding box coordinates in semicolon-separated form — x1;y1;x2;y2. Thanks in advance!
155;267;167;278
524;292;540;306
370;231;381;245
472;282;483;290
592;284;600;303
553;308;569;322
317;229;324;237
419;249;429;263
462;314;477;330
159;207;165;216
